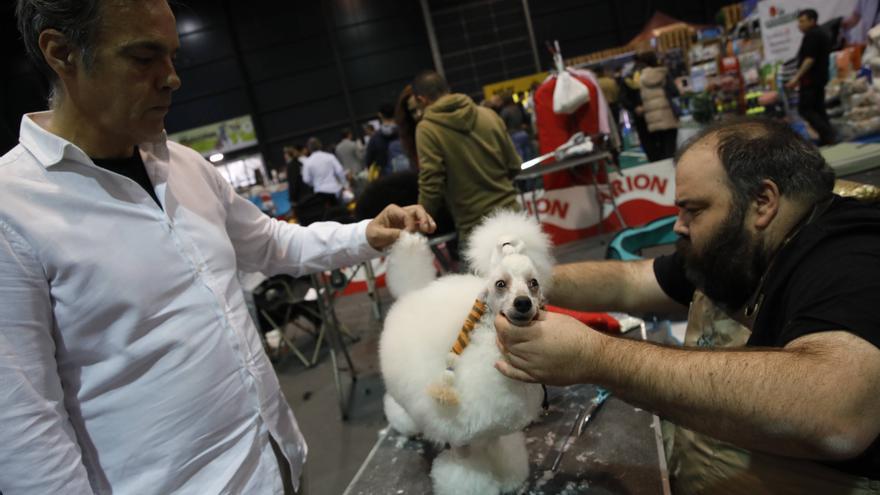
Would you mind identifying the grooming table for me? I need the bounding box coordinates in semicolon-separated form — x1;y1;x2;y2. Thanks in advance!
514;150;627;231
344;382;670;495
821;142;880;178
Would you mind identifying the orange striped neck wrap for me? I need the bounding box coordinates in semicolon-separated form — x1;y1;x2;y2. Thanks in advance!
427;291;491;406
451;298;488;356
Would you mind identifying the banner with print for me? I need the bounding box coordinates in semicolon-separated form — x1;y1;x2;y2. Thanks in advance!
519;159;679;245
759;0;857;63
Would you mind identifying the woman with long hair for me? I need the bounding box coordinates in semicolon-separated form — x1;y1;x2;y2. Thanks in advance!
394;84;422;168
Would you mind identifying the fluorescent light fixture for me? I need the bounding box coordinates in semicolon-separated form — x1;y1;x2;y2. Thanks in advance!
209;153;224;163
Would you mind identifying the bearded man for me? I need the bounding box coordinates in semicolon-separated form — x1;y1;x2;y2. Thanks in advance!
494;117;880;493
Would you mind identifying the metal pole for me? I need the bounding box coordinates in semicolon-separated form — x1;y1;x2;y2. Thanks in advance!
220;0;273;170
521;0;542;72
419;0;445;77
321;0;360;139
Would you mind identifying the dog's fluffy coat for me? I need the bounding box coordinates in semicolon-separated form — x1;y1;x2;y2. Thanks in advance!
379;211;553;495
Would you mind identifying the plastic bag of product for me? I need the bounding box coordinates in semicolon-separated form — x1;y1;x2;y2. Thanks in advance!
551;47;589;114
553;69;589;114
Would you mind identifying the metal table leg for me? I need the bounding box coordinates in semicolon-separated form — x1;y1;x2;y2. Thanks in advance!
602;159;628;229
310;273;358;420
590;160;628;237
531;178;541;223
362;260;382;321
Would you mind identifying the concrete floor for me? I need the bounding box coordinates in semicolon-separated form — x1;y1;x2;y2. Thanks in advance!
272;233;618;495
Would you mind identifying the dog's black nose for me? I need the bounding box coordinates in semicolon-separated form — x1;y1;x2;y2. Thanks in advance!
513;296;532;313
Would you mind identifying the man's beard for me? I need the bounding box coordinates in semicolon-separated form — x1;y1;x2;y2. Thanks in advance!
676;205;770;314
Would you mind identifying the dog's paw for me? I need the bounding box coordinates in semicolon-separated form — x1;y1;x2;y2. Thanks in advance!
383;394;420;437
432;448;501;495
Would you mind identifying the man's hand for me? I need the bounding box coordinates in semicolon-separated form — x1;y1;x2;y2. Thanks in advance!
784;78;799;90
494;310;602;386
366;204;436;250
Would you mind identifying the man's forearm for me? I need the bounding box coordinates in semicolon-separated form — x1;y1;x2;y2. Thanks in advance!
417;186;443;218
551;260;633;310
550;259;682;315
416;163;445;218
793;57;815;83
592;333;872;460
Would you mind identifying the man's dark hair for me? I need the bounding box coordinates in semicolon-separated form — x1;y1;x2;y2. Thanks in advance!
799;9;819;22
412;70;450;102
378;103;395;119
340;127;352;139
16;0;105;82
306;137;322;152
675;117;835;209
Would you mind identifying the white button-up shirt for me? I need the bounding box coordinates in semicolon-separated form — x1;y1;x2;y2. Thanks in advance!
0;112;380;494
301;150;348;196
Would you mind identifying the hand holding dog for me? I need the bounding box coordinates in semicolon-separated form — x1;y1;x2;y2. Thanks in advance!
366;204;436;250
495;310;602;386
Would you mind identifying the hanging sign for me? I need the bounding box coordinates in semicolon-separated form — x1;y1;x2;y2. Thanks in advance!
759;0;857;63
168;115;257;157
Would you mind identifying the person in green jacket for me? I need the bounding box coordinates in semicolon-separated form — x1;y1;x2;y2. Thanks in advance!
412;71;523;248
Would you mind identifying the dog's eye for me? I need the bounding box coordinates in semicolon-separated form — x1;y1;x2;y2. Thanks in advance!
495;280;507;289
528;279;539;289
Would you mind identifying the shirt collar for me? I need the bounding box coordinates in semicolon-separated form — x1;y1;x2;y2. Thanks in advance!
19;111;170;168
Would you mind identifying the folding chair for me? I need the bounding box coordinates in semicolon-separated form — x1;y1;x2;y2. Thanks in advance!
253;275;325;367
606;215;677;261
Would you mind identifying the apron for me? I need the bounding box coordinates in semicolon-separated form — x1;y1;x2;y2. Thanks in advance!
665;291;880;495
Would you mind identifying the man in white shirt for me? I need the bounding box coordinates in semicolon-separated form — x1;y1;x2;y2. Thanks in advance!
301;136;349;201
1;1;435;494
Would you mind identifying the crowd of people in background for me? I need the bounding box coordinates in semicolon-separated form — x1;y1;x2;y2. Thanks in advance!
275;71;540;255
266;48;697;258
272;48;744;252
273;49;691;234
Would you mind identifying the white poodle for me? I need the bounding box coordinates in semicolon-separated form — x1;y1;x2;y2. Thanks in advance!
379;210;554;495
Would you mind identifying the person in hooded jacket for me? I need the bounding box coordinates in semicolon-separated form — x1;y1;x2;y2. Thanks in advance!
411;70;522;245
636;51;680;162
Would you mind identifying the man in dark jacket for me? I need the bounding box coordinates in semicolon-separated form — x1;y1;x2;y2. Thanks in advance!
786;9;835;145
364;103;408;176
412;71;522;244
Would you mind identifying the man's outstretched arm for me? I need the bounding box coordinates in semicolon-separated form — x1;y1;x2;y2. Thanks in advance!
550;258;687;315
496;313;880;461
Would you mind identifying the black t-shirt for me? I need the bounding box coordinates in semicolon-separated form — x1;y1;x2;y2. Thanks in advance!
91;147;162;209
654;195;880;479
286;158;313;206
797;26;831;89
